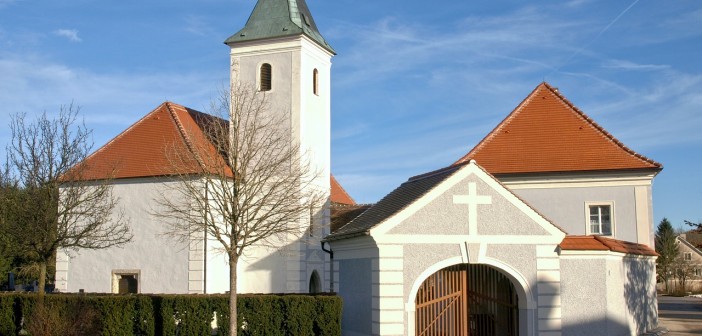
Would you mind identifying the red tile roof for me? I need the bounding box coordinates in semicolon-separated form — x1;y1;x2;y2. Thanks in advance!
559;235;658;256
79;102;231;180
77;102;354;203
331;175;355;205
455;82;662;174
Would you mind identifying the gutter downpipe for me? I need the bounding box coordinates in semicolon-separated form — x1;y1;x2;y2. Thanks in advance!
321;241;334;292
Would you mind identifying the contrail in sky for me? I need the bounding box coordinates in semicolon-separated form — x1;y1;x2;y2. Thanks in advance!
551;0;640;74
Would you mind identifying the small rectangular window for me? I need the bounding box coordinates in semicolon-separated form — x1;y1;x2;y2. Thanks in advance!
684;252;692;261
586;203;614;236
112;270;140;294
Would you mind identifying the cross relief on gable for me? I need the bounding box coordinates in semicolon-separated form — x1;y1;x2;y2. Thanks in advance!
453;182;492;235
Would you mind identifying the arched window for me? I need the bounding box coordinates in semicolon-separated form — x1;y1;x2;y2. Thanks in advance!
309;270;321;293
312;68;319;95
259;63;272;91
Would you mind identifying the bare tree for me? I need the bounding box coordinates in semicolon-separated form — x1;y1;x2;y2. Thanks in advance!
154;84;323;335
672;255;696;294
3;105;132;294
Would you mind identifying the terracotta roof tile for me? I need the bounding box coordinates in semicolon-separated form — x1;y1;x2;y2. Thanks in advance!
78;102;354;203
78;102;230;180
455;82;662;174
331;175;355;205
560;235;658;256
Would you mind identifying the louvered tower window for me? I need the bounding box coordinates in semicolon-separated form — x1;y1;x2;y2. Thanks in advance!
259;63;272;91
313;69;319;95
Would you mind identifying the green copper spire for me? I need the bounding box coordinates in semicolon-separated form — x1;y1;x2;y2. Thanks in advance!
225;0;335;54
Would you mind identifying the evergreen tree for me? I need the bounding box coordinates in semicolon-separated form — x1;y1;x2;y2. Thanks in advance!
655;217;678;293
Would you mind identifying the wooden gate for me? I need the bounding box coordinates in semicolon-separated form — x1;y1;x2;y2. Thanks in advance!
415;264;518;336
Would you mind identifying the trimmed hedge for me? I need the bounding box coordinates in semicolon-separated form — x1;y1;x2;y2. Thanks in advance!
0;293;342;336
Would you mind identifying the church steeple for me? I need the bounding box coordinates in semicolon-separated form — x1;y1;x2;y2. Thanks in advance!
225;0;335;54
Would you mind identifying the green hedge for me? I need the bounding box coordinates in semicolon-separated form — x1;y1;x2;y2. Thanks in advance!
0;293;341;336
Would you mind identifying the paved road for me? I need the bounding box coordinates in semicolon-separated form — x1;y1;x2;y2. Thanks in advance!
658;295;702;335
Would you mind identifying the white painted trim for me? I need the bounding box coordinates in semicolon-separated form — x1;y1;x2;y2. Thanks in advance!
558;250;628;258
374;234;565;245
499;172;656;190
584;201;615;237
111;269;141;294
229;35;335;59
634;185;652;246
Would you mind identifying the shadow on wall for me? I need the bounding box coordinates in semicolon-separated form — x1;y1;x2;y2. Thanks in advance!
624;258;658;332
245;236;325;294
541;275;649;336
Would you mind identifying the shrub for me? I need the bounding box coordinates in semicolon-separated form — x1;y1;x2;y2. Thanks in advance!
0;294;16;336
0;292;342;336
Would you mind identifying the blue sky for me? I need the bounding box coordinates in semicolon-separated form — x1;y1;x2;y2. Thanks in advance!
1;0;700;230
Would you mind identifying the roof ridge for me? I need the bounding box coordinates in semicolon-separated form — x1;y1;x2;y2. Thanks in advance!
454;82;662;173
678;236;702;255
80;101;172;169
541;82;662;169
408;161;467;182
454;83;545;165
165;102;207;171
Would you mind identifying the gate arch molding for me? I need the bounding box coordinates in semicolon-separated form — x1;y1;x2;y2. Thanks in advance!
405;256;536;335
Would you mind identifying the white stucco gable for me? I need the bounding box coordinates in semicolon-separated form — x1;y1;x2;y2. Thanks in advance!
370;160;566;245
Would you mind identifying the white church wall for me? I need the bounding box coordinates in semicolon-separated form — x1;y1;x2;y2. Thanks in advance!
230;35;332;295
58;178;190;293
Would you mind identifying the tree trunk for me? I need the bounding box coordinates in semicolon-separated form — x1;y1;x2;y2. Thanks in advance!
229;255;238;336
38;260;47;295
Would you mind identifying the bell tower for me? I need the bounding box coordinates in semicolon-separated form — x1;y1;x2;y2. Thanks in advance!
224;0;335;293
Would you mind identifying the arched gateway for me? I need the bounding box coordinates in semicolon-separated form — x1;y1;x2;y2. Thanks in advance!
327;161;660;335
415;264;518;336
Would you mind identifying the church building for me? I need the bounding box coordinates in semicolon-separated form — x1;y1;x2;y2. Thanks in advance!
57;0;662;335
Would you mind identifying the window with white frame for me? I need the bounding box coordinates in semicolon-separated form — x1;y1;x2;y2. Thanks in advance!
586;202;613;236
684;252;692;261
694;268;701;277
111;270;140;294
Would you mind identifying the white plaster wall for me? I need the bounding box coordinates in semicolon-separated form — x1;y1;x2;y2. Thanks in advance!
622;256;658;334
605;257;630;335
560;254;657;336
388;175;552;237
560;257;609;335
60;178;190;293
514;186;639;241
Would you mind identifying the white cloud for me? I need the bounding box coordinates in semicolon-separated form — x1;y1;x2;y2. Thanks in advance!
0;54;223;151
0;0;19;8
185;15;216;37
601;59;670;71
53;29;82;42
